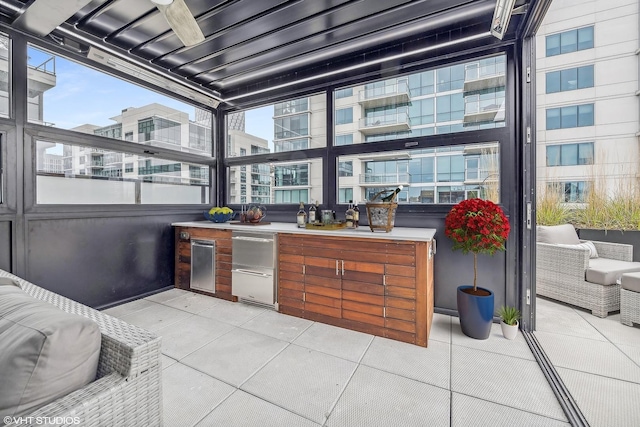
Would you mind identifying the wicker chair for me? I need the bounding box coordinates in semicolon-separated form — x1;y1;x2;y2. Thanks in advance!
536;240;640;318
0;269;162;427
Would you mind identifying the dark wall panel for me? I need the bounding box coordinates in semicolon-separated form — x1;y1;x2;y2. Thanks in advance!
397;215;507;313
0;220;11;271
26;213;199;308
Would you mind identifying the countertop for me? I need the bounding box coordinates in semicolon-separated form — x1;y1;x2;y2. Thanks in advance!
172;221;436;242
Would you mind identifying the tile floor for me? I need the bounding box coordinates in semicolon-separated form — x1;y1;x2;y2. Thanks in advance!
534;296;640;427
104;289;570;427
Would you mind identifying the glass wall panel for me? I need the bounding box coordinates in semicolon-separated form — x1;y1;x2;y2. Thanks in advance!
0;34;9;118
26;45;212;156
226;94;327;157
36;140;210;204
337;142;500;204
332;54;506;146
227;159;323;204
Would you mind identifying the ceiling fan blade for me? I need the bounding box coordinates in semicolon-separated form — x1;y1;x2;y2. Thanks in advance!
12;0;93;36
154;0;205;47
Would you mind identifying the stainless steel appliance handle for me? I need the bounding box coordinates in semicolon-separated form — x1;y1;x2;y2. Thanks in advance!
232;268;270;278
232;236;273;243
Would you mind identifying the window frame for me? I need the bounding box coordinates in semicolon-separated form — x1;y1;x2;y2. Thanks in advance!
545;26;594;57
220;49;513;215
24;126;215;212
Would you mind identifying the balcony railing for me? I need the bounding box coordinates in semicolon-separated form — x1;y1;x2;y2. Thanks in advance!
359;112;410;135
463;97;504;123
359;172;411;186
463;61;506;92
358;80;410;108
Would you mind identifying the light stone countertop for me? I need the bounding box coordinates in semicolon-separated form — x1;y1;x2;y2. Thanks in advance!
172;221;436;242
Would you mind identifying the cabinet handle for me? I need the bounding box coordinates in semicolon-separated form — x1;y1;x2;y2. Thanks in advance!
383;307;386;318
303;292;306;302
341;260;344;275
383;275;386;286
302;265;305;275
336;260;339;275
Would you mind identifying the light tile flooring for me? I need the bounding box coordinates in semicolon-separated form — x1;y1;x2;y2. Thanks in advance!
534;296;640;427
104;289;570;427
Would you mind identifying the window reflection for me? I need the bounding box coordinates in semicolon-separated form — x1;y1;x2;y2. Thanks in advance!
338;142;500;204
36;141;210;204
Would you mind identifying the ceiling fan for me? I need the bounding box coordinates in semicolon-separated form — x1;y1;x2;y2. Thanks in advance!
11;0;204;47
150;0;205;47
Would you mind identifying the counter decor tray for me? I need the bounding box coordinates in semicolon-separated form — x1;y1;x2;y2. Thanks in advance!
305;221;347;230
229;221;272;226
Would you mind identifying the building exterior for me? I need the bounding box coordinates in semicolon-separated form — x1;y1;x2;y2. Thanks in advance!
228;54;506;205
39;103;213;186
535;0;639;202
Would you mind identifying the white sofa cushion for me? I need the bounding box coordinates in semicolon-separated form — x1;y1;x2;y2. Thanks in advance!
0;280;101;418
586;258;640;286
537;224;581;245
621;272;640;293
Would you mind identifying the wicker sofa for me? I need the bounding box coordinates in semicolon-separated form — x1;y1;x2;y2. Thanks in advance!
536;225;640;318
0;269;162;427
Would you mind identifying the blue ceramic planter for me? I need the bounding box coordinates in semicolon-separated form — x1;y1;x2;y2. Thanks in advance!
457;285;494;340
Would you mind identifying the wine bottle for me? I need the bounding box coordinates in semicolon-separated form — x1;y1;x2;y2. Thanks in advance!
353;201;360;228
381;185;403;202
297;202;307;228
345;200;354;228
308;200;317;223
315;200;322;224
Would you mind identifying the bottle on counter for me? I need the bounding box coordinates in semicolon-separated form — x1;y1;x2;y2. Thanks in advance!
353;201;360;228
381;185;403;202
315;200;322;224
297;202;307;228
308;201;317;223
345;200;355;228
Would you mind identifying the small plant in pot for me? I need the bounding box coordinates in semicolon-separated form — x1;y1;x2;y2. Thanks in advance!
445;198;511;339
497;305;521;340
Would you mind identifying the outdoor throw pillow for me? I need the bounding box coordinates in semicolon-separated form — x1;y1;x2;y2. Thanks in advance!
556;240;599;259
0;283;101;418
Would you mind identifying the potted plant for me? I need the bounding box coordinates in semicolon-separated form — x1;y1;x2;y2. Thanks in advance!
445;198;511;339
497;305;521;340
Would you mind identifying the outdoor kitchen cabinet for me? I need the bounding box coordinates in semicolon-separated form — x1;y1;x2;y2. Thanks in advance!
278;233;434;347
174;227;235;301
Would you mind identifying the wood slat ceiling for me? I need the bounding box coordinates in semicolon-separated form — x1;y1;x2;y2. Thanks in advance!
0;0;529;104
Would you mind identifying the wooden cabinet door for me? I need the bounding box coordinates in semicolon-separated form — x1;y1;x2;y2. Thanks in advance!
341;241;386;332
278;234;305;317
383;240;418;344
302;236;343;320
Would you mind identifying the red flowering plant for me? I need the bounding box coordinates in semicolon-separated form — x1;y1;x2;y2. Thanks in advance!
444;198;511;292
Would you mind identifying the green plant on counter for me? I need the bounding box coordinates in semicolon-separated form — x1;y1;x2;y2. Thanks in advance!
497;305;521;326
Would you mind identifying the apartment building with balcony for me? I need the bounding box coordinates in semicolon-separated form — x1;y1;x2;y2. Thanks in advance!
535;0;640;202
56;103;212;185
334;55;505;205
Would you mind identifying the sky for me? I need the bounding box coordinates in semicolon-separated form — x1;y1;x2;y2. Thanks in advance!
245;105;275;149
29;47;198;129
28;45;279;152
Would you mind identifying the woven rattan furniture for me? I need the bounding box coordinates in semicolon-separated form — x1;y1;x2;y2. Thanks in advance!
0;269;162;427
536;240;640;318
621;272;640;327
